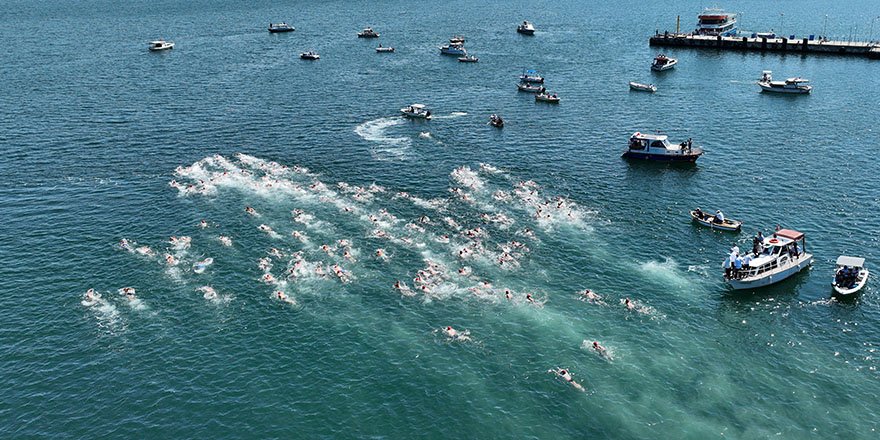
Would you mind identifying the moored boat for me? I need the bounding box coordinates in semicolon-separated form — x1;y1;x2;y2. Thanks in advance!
622;132;702;162
832;256;869;296
651;54;677;71
535;92;560;103
148;39;174;51
517;21;536;35
300;50;320;60
690;208;741;232
723;229;813;290
629;81;657;92
517;82;545;93
757;71;812;94
376;45;395;53
439;43;467;56
458;55;478;63
519;69;544;84
357;27;380;38
401;103;432;120
268;22;295;33
489;114;504;128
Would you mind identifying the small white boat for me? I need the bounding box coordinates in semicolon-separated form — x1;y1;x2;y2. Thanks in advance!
357;27;380;38
148;40;174;51
517;82;545;93
758;71;812;94
629;81;657;92
535;92;560;103
458;55;478;63
690;209;741;232
519;69;544;84
832;256;869;296
401;103;432;120
439;43;467;56
449;35;466;45
651;54;677;71
300;51;320;60
723;229;813;290
268;22;295;33
376;45;395;53
517;21;536;35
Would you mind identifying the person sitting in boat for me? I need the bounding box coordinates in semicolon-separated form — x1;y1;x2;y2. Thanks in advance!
713;210;725;224
694;207;704;220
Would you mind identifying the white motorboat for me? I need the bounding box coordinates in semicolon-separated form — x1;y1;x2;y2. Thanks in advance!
439;43;467;56
623;132;702;162
489;114;504;128
148;39;174;51
268;22;295;33
357;27;380;38
517;82;545;93
449;35;466;45
535;92;560;103
758;71;812;94
517;21;536;35
401;103;432;120
519;69;544;84
832;256;869;296
629;81;657;92
651;54;677;71
300;51;320;60
723;229;813;290
458;55;478;63
376;45;395;53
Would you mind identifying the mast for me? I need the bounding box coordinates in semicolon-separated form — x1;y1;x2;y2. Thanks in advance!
676;15;680;34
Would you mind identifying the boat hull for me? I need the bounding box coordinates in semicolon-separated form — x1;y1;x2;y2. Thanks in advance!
728;254;813;290
690;211;741;231
622;150;701;162
651;63;676;71
269;28;294;33
758;83;811;94
517;29;535;35
832;269;869;296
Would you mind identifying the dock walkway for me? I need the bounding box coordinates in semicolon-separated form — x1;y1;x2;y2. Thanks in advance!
650;33;880;59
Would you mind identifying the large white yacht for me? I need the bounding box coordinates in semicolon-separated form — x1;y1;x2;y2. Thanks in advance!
723;229;813;290
695;8;738;36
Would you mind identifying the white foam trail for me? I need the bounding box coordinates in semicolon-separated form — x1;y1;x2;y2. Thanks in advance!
354;117;411;160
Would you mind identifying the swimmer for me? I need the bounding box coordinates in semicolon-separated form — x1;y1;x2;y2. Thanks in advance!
375;248;387;260
164;254;179;266
119;287;137;300
258;257;272;272
198;219;208;228
218;235;233;247
549;368;586;392
458;266;472;276
443;326;458;338
83;288;101;305
624;298;635;310
245;206;258;216
592;341;609;358
526;293;535;304
198;286;218;300
275;291;295;304
135;246;155;256
119;239;134;252
505;289;512;300
320;244;333;255
262;273;276;284
268;248;283;258
343;250;356;261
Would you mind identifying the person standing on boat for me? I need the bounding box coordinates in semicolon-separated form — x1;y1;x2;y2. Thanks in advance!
733;255;743;279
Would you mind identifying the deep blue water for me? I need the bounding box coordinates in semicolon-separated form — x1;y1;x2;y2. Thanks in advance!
2;0;880;438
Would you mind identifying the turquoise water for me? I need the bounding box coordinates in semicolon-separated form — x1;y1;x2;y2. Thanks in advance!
3;0;880;437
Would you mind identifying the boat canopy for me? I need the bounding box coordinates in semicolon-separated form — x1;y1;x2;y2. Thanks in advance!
409;104;426;109
836;256;865;267
776;229;804;241
631;132;667;142
786;77;809;83
524;69;539;75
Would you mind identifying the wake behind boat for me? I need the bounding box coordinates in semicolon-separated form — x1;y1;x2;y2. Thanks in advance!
690;208;741;232
832;256;869;296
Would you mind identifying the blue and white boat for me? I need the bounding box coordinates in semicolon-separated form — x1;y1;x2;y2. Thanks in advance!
723;229;813;290
268;22;295;33
622;132;702;162
439;43;466;56
695;8;738;36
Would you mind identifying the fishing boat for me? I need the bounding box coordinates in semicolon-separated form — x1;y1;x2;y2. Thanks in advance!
376;45;395;53
695;8;738;36
517;21;536;35
519;69;544;84
690;209;741;232
458;55;478;63
357;27;380;38
629;81;657;92
832;256;869;296
758;71;812;94
268;22;295;33
401;104;432;120
723;229;813;290
517;83;545;93
622;132;702;162
449;35;466;45
535;92;560;103
439;43;467;56
489;114;504;128
300;50;320;60
651;54;677;71
148;39;174;51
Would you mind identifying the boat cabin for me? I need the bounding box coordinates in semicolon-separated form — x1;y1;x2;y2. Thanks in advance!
742;229;807;273
628;132;685;153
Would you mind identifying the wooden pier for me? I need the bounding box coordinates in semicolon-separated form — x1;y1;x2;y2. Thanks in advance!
650;33;880;60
